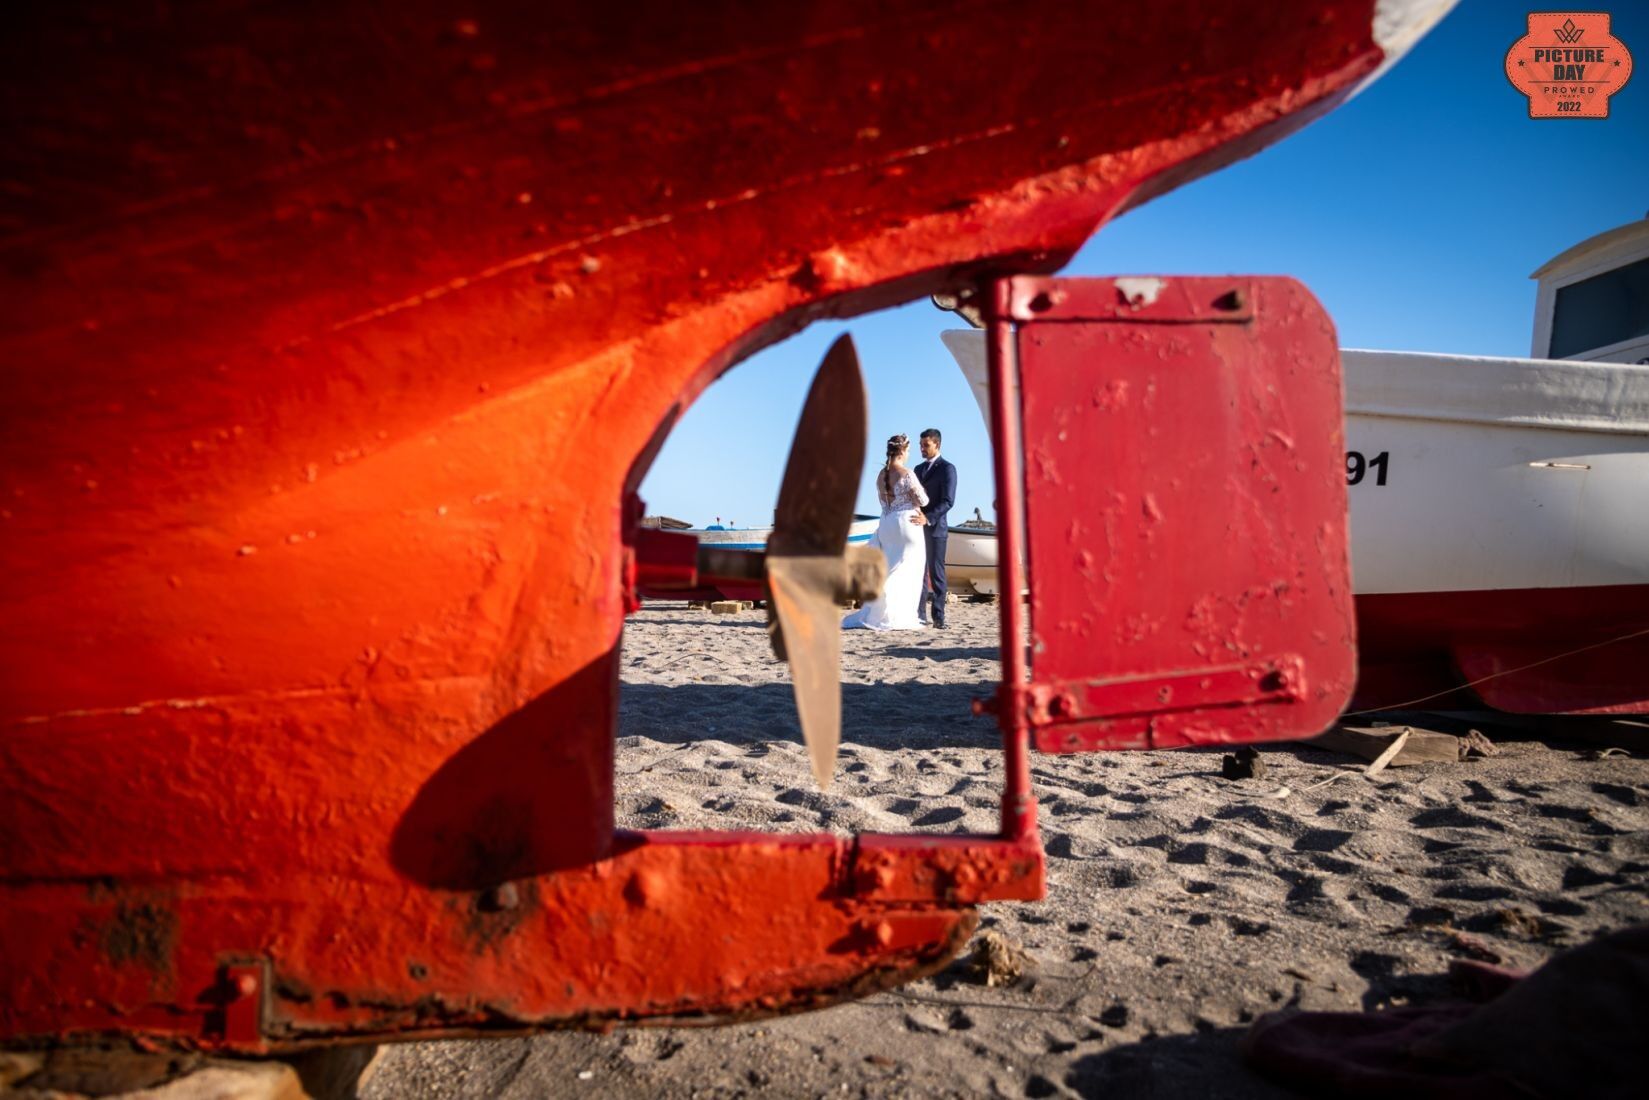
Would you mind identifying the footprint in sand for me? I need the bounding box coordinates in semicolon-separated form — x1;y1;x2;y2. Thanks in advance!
1044;833;1087;860
1410;806;1508;831
1589;781;1641;806
1293;828;1354;853
1435;882;1517;901
1307;854;1362;876
1226;916;1270;936
1560;864;1622;889
1364;881;1411;904
1098;863;1144;889
1283;873;1329;905
1165;842;1214;865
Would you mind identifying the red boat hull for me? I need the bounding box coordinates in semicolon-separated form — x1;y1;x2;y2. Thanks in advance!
1;1;1396;1048
1353;584;1649;714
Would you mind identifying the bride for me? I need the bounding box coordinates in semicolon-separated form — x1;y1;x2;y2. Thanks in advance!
844;434;929;631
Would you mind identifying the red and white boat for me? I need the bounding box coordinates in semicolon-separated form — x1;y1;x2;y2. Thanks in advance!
943;216;1649;714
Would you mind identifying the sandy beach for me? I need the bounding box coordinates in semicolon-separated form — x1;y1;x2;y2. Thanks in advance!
367;599;1649;1099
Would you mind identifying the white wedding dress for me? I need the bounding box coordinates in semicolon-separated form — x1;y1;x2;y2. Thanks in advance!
843;466;929;631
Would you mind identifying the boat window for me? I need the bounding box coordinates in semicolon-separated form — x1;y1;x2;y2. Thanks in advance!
1549;256;1649;358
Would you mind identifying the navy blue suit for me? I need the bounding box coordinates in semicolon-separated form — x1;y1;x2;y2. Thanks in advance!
914;456;956;625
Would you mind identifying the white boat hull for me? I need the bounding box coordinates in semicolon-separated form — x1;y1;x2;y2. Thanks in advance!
692;516;879;553
942;331;1649;713
944;528;1001;596
1340;350;1649;596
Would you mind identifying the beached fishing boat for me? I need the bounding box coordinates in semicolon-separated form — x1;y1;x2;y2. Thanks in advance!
1344;349;1649;714
1;0;1449;1054
941;217;1649;715
695;515;879;554
1346;214;1649;714
654;510;1005;601
946;515;1003;598
639;516;878;602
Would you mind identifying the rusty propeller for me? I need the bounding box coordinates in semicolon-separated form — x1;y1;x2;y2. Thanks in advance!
766;335;884;789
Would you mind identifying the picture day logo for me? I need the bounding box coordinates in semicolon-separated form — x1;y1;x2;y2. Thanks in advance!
1506;12;1633;118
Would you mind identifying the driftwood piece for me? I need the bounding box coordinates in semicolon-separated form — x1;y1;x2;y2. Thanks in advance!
1460;729;1500;758
1364;729;1411;777
1305;725;1461;767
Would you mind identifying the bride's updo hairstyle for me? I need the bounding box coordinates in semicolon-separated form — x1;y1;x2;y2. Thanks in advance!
878;434;910;501
885;433;910;466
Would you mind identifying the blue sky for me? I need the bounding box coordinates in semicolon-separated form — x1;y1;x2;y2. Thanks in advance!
641;1;1649;528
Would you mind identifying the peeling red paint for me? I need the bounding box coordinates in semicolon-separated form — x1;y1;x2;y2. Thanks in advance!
1008;276;1356;751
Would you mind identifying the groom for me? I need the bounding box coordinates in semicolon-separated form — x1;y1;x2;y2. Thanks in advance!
914;428;956;628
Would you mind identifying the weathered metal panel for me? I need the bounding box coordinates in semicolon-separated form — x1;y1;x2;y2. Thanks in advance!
1013;276;1356;751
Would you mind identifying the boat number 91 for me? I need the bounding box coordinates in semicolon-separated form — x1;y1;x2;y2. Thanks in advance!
1346;450;1389;486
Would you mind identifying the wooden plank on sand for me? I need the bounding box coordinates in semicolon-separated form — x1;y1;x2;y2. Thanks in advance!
1304;725;1460;766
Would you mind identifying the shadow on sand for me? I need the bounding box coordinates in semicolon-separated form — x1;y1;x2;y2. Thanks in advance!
881;646;998;661
619;679;1001;750
1060;1026;1285;1098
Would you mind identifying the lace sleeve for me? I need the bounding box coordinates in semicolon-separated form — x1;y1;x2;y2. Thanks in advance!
905;470;929;507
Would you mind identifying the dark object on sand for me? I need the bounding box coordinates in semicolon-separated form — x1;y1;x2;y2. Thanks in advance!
963;931;1037;988
1222;747;1267;780
1459;729;1499;759
1242;924;1649;1099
